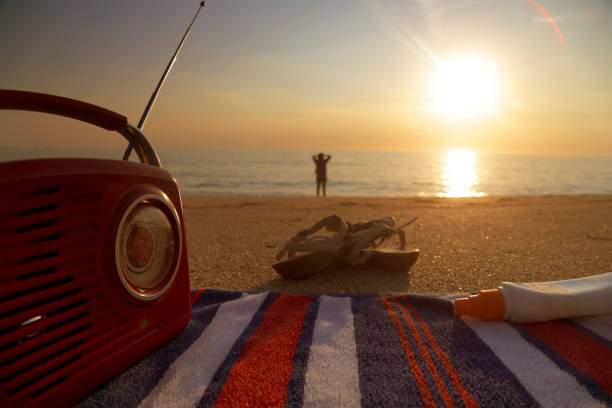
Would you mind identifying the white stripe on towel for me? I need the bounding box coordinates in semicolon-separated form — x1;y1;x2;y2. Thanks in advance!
303;295;361;408
462;317;605;408
138;292;268;408
572;314;612;342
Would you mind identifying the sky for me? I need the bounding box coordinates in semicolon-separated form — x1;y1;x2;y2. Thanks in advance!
1;0;611;156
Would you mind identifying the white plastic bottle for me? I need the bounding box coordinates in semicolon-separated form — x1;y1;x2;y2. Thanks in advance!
454;272;612;323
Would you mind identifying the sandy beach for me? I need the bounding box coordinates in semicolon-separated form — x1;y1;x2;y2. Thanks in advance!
182;195;612;294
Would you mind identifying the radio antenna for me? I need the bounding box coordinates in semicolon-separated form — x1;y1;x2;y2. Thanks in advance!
124;1;205;161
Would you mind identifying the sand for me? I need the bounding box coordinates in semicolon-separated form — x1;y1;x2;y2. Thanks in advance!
182;195;612;294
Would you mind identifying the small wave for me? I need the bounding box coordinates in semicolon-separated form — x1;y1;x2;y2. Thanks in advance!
412;181;444;188
193;182;225;188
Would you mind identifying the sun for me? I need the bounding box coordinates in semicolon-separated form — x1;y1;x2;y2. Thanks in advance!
427;55;501;120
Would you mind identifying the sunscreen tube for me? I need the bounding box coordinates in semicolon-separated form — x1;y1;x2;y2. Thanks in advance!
454;272;612;323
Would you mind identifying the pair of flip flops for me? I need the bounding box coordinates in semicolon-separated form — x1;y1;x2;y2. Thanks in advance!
273;215;419;279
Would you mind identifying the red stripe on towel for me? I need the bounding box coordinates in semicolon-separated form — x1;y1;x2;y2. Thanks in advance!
382;296;436;408
392;296;455;407
523;320;612;395
190;288;206;305
401;296;479;408
214;294;313;408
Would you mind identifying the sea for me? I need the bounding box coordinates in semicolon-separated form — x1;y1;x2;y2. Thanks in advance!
2;148;612;197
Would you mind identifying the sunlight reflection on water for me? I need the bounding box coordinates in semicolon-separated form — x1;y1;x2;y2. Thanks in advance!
439;149;484;197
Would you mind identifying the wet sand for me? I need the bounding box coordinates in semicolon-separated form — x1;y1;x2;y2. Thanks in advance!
182;195;612;294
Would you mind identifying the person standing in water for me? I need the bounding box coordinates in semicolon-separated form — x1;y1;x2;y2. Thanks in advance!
312;152;331;197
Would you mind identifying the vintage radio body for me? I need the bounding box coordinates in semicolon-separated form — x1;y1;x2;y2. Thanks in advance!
0;90;192;407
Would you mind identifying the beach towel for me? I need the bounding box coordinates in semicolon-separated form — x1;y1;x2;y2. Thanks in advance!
80;289;612;407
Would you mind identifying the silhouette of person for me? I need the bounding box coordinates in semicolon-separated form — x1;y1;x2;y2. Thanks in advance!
312;152;331;196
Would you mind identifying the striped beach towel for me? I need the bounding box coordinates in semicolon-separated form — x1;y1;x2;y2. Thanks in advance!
81;289;612;407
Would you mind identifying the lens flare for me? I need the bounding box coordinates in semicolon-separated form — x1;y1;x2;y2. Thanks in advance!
527;0;567;49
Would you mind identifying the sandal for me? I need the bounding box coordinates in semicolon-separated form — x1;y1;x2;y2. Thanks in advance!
342;216;419;271
273;215;419;279
273;215;349;279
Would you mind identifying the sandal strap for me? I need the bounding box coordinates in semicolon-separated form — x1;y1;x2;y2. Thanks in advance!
276;215;347;260
343;222;394;266
343;216;417;266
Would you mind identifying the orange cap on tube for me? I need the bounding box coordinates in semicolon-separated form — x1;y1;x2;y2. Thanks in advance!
454;289;506;320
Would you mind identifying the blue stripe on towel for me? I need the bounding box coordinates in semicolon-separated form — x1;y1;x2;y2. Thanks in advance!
197;292;279;408
192;288;244;310
352;295;425;407
78;289;242;408
284;296;320;408
407;295;538;407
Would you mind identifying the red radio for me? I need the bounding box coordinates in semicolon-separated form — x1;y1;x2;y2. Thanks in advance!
0;91;192;407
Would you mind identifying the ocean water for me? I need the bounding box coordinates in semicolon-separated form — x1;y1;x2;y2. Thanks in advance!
2;147;611;197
